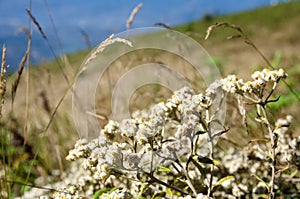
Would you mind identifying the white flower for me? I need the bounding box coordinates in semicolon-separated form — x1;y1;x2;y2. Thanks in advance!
104;120;120;136
205;80;222;96
120;119;137;138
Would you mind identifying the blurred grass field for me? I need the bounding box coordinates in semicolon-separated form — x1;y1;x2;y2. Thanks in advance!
1;1;300;197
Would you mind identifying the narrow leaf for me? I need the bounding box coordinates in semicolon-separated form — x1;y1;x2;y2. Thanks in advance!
191;157;207;176
109;187;119;193
212;176;234;189
251;174;270;192
93;188;110;199
277;164;289;173
157;165;171;173
175;177;185;183
193;155;214;164
256;194;269;199
138;183;149;198
248;138;269;144
151;191;166;199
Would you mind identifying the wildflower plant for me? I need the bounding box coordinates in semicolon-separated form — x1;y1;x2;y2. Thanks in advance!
58;66;298;199
17;27;300;199
68;27;227;198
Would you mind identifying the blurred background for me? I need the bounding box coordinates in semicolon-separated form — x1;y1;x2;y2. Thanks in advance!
0;0;291;73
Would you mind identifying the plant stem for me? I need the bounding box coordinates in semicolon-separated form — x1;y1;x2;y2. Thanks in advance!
144;172;189;196
260;105;276;199
177;157;198;197
205;110;214;197
182;166;198;197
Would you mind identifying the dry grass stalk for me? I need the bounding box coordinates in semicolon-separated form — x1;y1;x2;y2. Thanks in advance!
86;111;106;120
126;3;143;30
11;49;30;105
44;0;73;76
23;1;33;148
26;8;71;86
205;22;243;40
39;90;51;114
79;28;92;49
84;34;133;66
1;179;66;194
0;45;7;119
44;0;63;52
26;8;47;39
154;22;171;29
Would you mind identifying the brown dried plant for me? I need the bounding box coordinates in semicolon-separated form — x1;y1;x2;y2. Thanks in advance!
126;3;143;30
0;45;7;119
11;49;29;105
26;8;70;86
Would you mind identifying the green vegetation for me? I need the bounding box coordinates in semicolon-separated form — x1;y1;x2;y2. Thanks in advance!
175;1;300;41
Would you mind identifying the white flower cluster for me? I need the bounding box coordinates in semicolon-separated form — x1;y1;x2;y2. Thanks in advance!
60;86;222;198
221;147;248;173
66;86;216;176
66;139;95;160
251;68;287;83
17;160;104;199
20;67;300;198
213;113;300;197
274;115;299;163
214;182;248;199
213;68;287;94
67;136;124;181
245;115;297;164
52;184;81;199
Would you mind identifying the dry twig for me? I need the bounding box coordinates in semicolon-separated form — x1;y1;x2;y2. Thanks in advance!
126;3;143;30
0;45;7;119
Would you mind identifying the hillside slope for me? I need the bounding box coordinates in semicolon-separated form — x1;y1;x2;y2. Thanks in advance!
175;1;300;76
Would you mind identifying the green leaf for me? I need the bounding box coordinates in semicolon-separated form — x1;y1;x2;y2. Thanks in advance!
151;191;166;199
212;159;221;166
109;187;119;193
248;138;269;143
256;194;269;199
251;174;270;192
165;188;173;197
138;183;149;198
290;169;298;178
175;177;186;183
92;188;110;199
156;165;171;173
191;157;207;176
212;176;234;189
193;155;214;164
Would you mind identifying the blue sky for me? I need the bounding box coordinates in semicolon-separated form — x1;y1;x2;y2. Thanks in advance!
0;0;290;71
